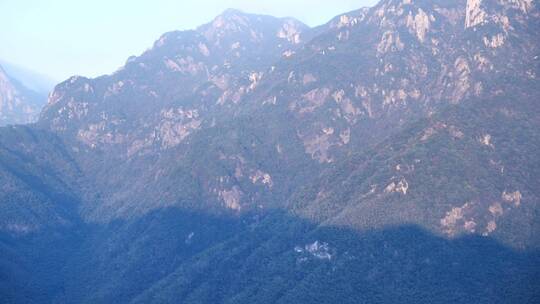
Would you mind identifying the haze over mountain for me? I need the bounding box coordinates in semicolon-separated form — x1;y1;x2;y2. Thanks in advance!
1;0;539;303
0;63;50;126
0;0;379;80
0;61;56;96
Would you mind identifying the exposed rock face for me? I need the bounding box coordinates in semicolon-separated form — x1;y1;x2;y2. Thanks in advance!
466;0;487;28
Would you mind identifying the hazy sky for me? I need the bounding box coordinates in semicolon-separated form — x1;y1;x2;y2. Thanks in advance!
1;0;378;81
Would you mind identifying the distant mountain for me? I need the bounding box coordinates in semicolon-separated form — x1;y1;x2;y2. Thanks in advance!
0;63;50;126
0;1;539;303
0;60;56;96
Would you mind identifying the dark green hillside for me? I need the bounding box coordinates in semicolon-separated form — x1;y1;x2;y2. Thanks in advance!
291;89;540;249
2;210;539;304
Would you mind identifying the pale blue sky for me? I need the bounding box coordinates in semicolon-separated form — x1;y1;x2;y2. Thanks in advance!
0;0;378;81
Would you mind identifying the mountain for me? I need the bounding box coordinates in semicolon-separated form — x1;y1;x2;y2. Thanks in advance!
1;1;539;303
0;60;56;96
0;64;50;126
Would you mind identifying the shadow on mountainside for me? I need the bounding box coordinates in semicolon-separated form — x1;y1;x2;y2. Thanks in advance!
1;207;539;304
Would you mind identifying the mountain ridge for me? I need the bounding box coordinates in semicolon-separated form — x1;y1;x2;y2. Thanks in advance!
17;0;540;243
1;0;539;302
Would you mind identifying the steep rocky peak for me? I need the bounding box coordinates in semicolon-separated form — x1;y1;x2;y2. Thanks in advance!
366;0;466;28
369;0;537;27
371;0;466;15
209;8;308;31
207;8;252;32
355;0;536;47
197;9;308;46
465;0;537;29
350;0;467;47
367;0;536;27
